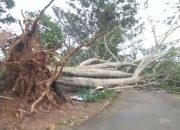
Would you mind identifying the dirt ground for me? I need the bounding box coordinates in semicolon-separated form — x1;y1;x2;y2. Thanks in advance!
0;93;113;130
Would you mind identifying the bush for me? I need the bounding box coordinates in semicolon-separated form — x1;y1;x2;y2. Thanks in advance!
78;89;113;103
155;48;180;91
0;67;8;91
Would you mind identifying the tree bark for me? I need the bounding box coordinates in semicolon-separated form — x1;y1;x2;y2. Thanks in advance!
57;76;142;88
79;58;106;66
62;67;132;78
84;62;137;69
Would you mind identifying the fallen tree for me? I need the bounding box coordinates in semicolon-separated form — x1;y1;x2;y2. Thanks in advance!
0;0;179;113
55;15;180;91
56;45;179;91
0;0;107;113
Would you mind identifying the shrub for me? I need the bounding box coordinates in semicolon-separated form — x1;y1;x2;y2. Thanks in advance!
78;89;113;103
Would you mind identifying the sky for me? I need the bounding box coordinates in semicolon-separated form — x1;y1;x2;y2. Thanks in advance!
2;0;68;33
2;0;180;48
138;0;180;47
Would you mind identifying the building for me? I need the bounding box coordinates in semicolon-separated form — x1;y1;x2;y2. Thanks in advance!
0;30;12;49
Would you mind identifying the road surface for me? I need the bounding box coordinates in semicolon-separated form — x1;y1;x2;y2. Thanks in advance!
69;90;180;130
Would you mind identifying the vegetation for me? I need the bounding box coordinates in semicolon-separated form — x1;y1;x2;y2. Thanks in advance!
40;14;64;49
0;0;15;25
24;11;64;49
78;89;113;102
53;0;143;64
0;0;15;91
0;67;8;91
0;0;179;115
155;47;180;91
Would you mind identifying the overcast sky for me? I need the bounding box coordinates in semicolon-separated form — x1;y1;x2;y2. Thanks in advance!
2;0;180;48
138;0;180;47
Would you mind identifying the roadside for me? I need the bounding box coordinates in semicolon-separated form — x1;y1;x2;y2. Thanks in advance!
0;92;116;130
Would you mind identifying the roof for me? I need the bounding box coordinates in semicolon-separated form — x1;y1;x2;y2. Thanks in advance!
0;30;12;49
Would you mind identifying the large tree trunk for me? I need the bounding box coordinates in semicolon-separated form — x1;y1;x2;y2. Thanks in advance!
48;58;142;89
57;76;142;88
55;47;162;90
54;58;148;89
79;58;106;66
82;62;137;69
62;67;132;78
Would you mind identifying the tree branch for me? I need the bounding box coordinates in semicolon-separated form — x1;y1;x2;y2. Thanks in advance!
79;58;106;66
84;62;137;69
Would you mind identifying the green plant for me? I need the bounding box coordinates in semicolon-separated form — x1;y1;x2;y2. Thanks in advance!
0;0;16;25
154;48;180;91
53;0;142;63
78;89;113;103
24;11;64;49
0;67;8;91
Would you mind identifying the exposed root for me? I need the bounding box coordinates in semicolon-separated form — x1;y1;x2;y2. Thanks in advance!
30;91;46;113
1;0;64;112
1;0;106;113
0;95;14;100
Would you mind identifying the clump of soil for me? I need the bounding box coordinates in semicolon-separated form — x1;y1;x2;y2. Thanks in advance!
0;93;112;130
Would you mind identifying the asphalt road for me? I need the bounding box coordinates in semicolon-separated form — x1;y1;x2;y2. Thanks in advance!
70;90;180;130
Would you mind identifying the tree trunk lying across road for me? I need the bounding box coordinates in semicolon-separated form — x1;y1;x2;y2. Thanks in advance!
55;34;171;91
79;58;106;66
57;76;142;88
54;57;154;90
62;67;132;78
82;62;138;69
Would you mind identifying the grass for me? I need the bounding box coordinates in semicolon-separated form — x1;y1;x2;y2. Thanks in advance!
77;88;113;103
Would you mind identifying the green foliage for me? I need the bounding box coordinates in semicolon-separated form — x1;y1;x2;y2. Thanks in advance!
53;0;141;63
53;0;139;39
0;0;15;25
0;67;6;77
155;47;180;91
96;26;124;60
69;26;124;65
40;15;64;49
25;11;64;49
78;89;113;103
0;67;8;91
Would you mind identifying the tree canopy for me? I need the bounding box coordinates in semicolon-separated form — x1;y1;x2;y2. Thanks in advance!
52;0;142;64
25;11;64;49
0;0;15;25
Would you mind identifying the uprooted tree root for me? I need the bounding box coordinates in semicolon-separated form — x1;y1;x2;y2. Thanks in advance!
1;0;66;113
6;59;60;112
5;39;64;113
0;0;106;114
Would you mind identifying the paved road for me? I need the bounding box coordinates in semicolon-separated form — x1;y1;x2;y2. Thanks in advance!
70;90;180;130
